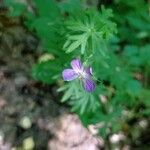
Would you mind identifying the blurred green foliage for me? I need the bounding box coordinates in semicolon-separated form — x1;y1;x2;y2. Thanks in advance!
5;0;150;143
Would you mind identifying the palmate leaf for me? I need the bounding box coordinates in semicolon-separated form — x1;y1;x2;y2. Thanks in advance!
59;80;100;114
59;81;79;102
60;83;76;102
70;93;100;114
64;33;89;54
63;8;117;54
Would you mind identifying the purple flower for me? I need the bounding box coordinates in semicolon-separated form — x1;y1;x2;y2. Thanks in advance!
62;59;95;92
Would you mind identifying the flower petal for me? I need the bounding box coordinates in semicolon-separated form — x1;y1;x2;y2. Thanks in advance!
71;59;83;72
85;67;93;75
62;69;78;81
83;78;95;92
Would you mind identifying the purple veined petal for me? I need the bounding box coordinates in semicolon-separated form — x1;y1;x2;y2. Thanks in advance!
62;69;78;81
71;59;83;72
83;78;95;92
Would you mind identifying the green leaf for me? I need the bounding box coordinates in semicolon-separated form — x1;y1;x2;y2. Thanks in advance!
64;8;117;54
59;0;81;15
140;45;150;66
60;81;100;114
66;40;81;53
61;84;74;102
126;80;142;96
34;0;60;19
65;33;88;53
123;45;139;57
5;0;26;17
32;61;62;84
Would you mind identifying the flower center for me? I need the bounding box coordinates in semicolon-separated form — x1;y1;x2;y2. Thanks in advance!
78;70;87;79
